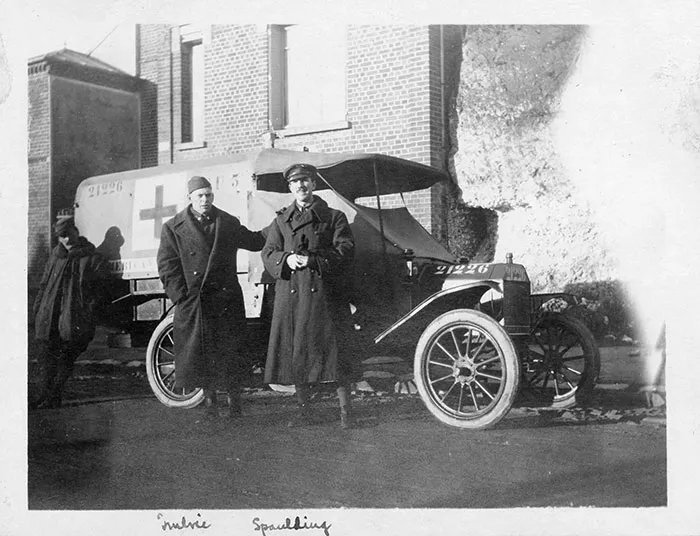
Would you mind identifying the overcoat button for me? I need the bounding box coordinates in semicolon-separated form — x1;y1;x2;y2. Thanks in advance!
311;288;316;292
291;289;296;294
193;271;199;275
190;252;195;255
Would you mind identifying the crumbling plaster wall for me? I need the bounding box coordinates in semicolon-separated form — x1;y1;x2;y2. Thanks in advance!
450;25;618;292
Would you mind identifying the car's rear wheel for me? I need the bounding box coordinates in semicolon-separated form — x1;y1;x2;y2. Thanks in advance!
523;312;600;407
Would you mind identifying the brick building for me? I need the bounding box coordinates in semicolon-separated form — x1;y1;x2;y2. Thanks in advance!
27;49;143;293
137;24;464;237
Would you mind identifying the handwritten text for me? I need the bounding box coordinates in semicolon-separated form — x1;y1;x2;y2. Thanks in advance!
157;512;211;531
252;515;331;536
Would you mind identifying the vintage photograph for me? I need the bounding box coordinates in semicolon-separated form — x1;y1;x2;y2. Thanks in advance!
3;2;699;535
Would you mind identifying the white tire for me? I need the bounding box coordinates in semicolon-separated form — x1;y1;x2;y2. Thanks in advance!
414;309;520;430
145;315;203;408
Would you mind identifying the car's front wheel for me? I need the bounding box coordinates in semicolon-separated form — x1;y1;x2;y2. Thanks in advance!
413;309;520;430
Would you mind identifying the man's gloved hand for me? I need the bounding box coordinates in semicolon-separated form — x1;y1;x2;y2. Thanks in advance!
286;254;309;271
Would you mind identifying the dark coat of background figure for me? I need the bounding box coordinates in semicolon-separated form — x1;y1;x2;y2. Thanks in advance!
32;220;108;408
157;206;265;392
262;195;355;386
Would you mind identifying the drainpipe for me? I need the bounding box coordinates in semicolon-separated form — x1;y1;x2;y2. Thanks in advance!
440;25;447;170
169;26;176;164
438;25;450;243
47;61;54;247
135;25;141;78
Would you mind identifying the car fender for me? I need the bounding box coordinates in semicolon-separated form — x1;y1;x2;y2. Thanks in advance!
374;280;502;344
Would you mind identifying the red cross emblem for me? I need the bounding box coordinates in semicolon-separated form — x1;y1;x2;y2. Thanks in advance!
140;185;177;238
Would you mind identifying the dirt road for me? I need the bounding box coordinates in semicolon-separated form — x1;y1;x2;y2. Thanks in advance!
28;388;665;511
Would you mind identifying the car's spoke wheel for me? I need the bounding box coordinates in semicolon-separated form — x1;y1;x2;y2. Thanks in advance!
414;309;520;430
523;313;600;407
145;315;203;408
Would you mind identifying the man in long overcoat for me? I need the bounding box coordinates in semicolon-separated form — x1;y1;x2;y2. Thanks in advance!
157;176;266;418
31;217;108;409
262;163;356;428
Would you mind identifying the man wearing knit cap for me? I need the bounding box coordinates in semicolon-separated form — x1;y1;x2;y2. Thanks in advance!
157;175;266;418
262;163;357;428
31;217;108;409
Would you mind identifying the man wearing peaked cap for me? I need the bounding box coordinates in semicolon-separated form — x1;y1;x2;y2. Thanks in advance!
263;162;357;429
157;174;267;419
283;163;319;182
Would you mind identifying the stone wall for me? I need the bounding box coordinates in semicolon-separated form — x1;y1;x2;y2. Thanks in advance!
449;25;618;292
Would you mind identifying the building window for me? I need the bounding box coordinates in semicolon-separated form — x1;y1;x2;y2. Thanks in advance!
270;25;348;133
180;25;205;145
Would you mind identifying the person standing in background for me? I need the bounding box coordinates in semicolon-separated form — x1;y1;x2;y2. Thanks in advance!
31;217;108;409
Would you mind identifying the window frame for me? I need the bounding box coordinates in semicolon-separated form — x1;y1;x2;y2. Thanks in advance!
177;24;207;151
268;24;351;136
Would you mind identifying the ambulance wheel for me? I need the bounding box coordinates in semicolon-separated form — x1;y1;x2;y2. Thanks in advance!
146;315;203;408
414;309;520;430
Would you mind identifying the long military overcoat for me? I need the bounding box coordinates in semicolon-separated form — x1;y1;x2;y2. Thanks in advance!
262;196;355;386
157;206;265;390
